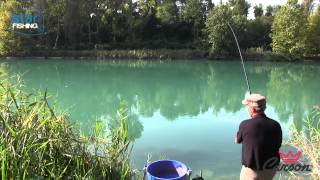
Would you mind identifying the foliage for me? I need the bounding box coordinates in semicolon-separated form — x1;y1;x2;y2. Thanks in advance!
205;2;247;56
96;49;207;59
253;4;263;18
0;79;135;179
288;107;320;179
182;0;204;40
265;5;282;17
137;0;156;17
305;12;320;55
47;0;66;49
0;0;21;56
0;0;319;58
245;16;272;50
156;0;179;24
101;0;133;42
265;5;273;16
271;1;307;58
229;0;251;16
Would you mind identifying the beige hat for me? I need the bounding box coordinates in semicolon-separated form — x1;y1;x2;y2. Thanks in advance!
242;93;266;110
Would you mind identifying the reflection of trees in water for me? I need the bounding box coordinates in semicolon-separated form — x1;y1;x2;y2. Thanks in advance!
267;65;320;130
3;60;320;132
203;62;246;114
107;105;144;141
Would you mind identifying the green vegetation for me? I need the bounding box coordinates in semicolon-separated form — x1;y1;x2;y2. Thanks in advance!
0;79;135;179
288;106;320;179
205;4;237;56
9;49;207;60
271;0;307;58
305;11;320;56
0;0;320;59
0;0;20;56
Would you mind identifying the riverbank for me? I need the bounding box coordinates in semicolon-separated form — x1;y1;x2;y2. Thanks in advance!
2;49;207;60
2;49;320;61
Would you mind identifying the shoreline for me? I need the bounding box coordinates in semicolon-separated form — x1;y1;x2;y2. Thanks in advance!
0;49;320;62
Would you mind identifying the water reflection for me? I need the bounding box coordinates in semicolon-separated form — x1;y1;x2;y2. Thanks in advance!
2;59;320;179
2;60;320;130
107;102;144;141
266;65;320;130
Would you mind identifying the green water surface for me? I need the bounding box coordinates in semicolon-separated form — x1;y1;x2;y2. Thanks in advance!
1;59;320;179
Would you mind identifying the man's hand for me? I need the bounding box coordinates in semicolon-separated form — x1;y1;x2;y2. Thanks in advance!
234;136;241;144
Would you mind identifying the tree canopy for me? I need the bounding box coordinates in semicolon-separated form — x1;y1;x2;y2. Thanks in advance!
0;0;20;55
271;1;307;57
0;0;319;58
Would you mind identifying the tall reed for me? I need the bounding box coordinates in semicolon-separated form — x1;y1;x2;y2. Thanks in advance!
288;106;320;179
0;79;134;179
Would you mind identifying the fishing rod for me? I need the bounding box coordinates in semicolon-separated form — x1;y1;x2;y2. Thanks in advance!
226;22;252;95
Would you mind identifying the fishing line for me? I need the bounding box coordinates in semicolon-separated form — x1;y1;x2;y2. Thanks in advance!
226;22;252;94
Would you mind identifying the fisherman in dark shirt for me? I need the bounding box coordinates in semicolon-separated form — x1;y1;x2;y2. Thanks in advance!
235;93;282;180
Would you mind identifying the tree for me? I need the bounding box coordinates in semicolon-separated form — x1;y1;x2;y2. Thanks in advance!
202;0;214;16
183;0;203;40
137;0;157;17
265;5;274;16
245;16;272;49
301;0;313;15
253;4;263;18
246;4;273;50
205;3;247;55
271;1;307;58
156;0;179;24
134;0;159;40
63;0;81;48
47;0;66;49
305;12;320;55
228;0;251;17
100;0;132;42
0;0;21;55
265;5;281;17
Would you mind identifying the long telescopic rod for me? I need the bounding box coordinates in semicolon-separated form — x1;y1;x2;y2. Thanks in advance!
226;22;251;94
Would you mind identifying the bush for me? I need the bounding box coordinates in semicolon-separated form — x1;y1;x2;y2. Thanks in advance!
262;52;298;61
0;79;135;179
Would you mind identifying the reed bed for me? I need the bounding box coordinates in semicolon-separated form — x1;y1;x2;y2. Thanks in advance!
96;49;207;60
288;106;320;179
5;49;207;60
0;80;134;179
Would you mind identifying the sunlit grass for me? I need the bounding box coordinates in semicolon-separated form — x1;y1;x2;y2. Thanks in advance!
0;79;135;179
287;106;320;179
96;49;207;60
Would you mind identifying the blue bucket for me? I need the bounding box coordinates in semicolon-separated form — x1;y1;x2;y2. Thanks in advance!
145;160;190;180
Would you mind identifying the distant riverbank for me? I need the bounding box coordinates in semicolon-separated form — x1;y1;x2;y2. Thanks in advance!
1;49;320;62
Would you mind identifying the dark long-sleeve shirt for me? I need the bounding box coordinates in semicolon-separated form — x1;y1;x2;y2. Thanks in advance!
237;113;282;170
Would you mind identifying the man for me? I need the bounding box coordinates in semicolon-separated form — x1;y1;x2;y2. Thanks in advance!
235;93;282;180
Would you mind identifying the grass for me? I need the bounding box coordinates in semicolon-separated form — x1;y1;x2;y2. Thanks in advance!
3;47;320;61
2;49;208;60
0;78;135;179
287;106;320;179
96;49;207;60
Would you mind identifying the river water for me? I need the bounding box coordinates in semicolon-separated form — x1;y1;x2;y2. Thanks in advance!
1;59;320;179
